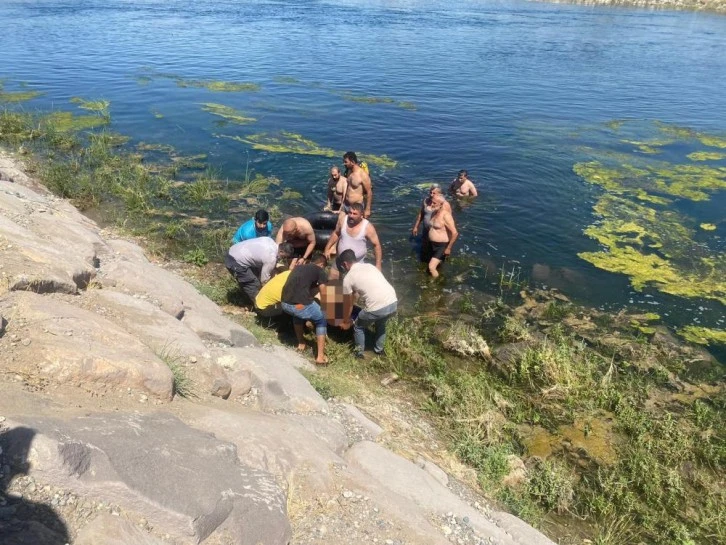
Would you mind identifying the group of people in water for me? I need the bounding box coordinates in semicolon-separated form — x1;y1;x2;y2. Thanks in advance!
225;151;478;364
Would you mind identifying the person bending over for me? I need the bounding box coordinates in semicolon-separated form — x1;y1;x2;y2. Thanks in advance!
337;249;398;358
225;238;294;304
275;217;316;266
281;253;329;365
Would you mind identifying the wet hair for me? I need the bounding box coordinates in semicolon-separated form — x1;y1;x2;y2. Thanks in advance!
330;166;340;174
458;169;468;177
278;242;294;259
348;202;364;214
336;249;357;272
311;252;327;266
343;151;359;164
254;209;269;223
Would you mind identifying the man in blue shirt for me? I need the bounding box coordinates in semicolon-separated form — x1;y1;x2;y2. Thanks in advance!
232;209;273;243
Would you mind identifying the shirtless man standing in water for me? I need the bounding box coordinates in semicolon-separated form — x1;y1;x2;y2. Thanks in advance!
426;194;458;278
449;169;478;197
325;166;347;212
342;151;372;218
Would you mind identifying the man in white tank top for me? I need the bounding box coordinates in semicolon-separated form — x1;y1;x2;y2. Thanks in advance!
323;202;382;273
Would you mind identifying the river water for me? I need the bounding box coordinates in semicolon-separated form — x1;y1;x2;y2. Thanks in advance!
2;0;726;338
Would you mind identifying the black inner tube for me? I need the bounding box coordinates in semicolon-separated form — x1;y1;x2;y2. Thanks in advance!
307;211;338;251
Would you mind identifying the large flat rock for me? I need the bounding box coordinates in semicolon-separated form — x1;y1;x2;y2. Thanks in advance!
185;405;347;493
345;441;556;545
99;240;257;347
75;513;165;545
0;413;292;545
0;179;105;295
217;347;328;413
0;292;173;400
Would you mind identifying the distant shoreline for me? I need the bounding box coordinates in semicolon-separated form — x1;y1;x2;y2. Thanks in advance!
536;0;726;14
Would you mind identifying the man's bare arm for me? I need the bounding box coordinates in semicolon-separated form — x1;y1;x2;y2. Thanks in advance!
444;212;458;255
367;223;383;270
362;174;373;218
324;216;344;257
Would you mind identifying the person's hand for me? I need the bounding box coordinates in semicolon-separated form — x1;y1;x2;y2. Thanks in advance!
412;226;418;236
324;249;332;260
364;210;371;219
339;320;352;330
444;248;452;257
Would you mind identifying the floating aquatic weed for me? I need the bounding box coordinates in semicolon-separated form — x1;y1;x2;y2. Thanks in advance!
41;111;109;132
200;103;256;125
273;76;301;84
135;75;152;85
219;131;398;169
0;89;43;103
578;194;726;305
687;151;726;162
339;92;416;111
700;223;717;231
698;135;726;149
678;326;726;345
622;140;662;155
70;97;111;117
176;79;260;92
280;188;302;200
137;142;176;153
150;109;164;119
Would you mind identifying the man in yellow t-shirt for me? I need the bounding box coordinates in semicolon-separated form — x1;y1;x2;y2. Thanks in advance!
254;270;291;318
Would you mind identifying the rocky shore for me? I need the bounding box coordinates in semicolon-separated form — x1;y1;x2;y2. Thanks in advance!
0;150;555;544
538;0;726;13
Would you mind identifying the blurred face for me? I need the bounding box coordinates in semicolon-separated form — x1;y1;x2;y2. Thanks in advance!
343;157;354;169
347;209;363;226
331;168;340;181
255;220;267;231
457;173;466;182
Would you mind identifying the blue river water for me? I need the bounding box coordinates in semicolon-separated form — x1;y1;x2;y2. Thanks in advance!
2;0;726;339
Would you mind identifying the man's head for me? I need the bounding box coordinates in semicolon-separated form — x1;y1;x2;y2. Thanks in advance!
281;218;297;236
457;169;468;181
336;249;357;274
432;193;446;209
429;183;441;197
278;242;294;260
330;166;341;180
310;252;328;268
343;151;358;170
254;209;269;231
346;202;365;227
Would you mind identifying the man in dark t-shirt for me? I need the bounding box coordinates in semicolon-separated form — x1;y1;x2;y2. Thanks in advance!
281;253;329;365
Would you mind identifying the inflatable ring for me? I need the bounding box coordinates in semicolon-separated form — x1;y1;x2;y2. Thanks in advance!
306;211;339;251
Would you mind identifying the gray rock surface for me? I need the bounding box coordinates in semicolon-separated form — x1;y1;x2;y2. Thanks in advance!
345;441;556;545
1;413;292;545
220;347;328;413
0;292;173;400
342;403;384;439
99;244;257;347
75;513;165;545
184;405;347;493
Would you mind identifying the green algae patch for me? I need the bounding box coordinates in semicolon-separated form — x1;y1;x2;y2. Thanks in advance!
41;111;109;132
150;109;164;119
699;135;726;149
273;76;301;84
176;79;260;92
622;140;663;154
280;188;302;200
678;326;726;345
339;92;417;111
219;131;398;169
574;160;726;203
0;90;43;103
700;223;717;231
70;97;110;117
688;151;726;161
200;103;256;125
578;194;726;305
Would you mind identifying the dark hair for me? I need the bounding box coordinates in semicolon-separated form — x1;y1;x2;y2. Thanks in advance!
336;249;357;272
343;151;358;164
310;252;327;266
278;242;294;259
254;209;269;223
348;202;364;213
458;169;468;177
